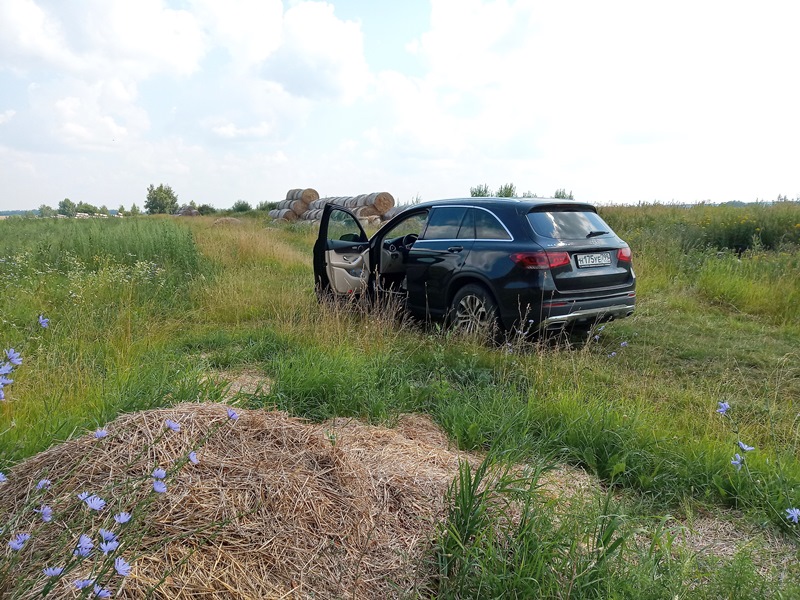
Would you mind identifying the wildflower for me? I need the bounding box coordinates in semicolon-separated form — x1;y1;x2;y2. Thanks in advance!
4;348;21;366
738;441;755;452
786;507;800;524
38;314;49;328
74;533;94;557
77;491;90;501
0;472;7;483
9;533;30;551
115;556;132;577
165;418;181;432
716;401;730;415
0;388;4;401
84;495;106;511
93;584;112;599
74;579;94;589
152;468;167;480
188;451;199;465
226;407;239;421
153;480;167;493
0;362;12;375
731;454;743;471
620;341;628;347
593;335;600;341
36;505;53;522
597;325;605;332
0;375;12;386
607;352;617;358
114;511;132;524
94;429;109;439
99;528;117;542
42;566;64;577
36;479;51;490
100;539;119;554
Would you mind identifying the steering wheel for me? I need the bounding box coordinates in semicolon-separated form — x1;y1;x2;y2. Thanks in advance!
401;233;418;249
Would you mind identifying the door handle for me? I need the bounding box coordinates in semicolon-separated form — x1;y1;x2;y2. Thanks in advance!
447;246;463;253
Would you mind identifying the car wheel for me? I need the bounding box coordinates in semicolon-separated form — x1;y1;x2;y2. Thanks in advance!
449;284;499;337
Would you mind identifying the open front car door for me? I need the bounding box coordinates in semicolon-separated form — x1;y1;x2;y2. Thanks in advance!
313;204;371;296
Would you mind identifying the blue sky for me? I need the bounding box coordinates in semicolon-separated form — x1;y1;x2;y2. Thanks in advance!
1;0;799;212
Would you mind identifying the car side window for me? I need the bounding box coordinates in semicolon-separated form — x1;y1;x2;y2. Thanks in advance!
457;209;475;239
475;209;511;240
421;207;468;240
328;209;366;242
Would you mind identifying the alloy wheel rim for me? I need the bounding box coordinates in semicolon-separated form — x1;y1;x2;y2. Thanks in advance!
455;295;490;333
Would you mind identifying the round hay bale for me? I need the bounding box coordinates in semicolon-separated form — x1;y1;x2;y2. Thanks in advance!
353;205;380;218
382;205;405;221
274;209;297;221
0;404;471;598
300;188;319;204
286;188;302;201
371;192;395;215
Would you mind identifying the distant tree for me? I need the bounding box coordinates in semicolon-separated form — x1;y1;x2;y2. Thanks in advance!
99;205;109;216
189;200;198;209
58;198;77;217
75;201;99;214
495;183;516;198
521;190;538;198
231;200;252;213
256;200;275;211
197;204;216;215
145;184;179;214
129;203;141;216
470;184;491;197
38;204;56;218
117;205;126;215
554;188;574;200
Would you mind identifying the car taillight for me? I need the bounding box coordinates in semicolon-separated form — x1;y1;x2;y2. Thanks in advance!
617;247;632;262
510;251;571;270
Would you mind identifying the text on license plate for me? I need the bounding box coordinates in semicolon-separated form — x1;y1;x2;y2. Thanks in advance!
576;252;611;268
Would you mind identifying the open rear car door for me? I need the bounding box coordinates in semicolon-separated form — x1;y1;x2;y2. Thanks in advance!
313;204;371;296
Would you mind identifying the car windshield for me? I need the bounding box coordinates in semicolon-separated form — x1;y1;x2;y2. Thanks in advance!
526;210;613;240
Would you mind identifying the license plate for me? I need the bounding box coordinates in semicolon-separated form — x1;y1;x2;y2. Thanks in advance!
576;252;611;268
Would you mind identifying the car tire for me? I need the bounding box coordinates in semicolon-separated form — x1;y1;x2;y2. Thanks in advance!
449;284;500;338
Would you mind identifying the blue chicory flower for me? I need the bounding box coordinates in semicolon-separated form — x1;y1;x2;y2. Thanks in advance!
99;528;117;542
738;441;755;452
731;454;743;471
73;534;93;557
593;335;600;341
100;540;120;554
36;504;53;522
85;495;106;511
74;579;94;589
620;341;628;347
165;418;181;432
77;491;90;501
114;511;132;524
188;451;199;465
115;556;132;577
4;348;22;366
9;533;31;551
607;352;617;358
152;468;167;480
36;479;51;490
94;429;109;439
153;480;167;493
227;407;239;421
0;362;12;375
38;314;49;328
0;472;7;483
0;388;5;401
42;566;64;577
716;402;730;415
93;584;112;599
786;507;800;524
0;375;12;386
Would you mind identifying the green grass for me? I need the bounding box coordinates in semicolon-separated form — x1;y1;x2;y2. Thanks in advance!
2;207;800;597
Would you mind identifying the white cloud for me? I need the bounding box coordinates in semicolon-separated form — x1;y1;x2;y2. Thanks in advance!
0;109;16;125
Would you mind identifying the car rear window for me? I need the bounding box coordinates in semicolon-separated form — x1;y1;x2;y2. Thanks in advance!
475;209;511;240
526;210;613;240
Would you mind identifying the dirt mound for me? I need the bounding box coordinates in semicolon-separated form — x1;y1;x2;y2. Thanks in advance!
0;404;473;599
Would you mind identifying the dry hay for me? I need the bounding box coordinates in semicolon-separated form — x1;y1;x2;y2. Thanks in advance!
0;404;477;599
212;217;243;227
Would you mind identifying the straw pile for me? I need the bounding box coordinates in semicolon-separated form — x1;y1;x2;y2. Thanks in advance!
0;404;470;599
268;190;396;225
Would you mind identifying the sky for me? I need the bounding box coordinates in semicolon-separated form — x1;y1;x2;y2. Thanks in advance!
1;0;799;212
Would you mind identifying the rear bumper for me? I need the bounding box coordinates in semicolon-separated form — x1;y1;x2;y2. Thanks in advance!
497;291;636;331
538;302;635;331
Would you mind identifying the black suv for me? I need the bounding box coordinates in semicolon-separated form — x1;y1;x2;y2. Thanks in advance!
313;198;635;335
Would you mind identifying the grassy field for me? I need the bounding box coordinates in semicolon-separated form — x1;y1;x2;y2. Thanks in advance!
1;203;799;598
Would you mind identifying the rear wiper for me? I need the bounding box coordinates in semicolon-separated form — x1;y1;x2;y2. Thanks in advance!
586;230;609;238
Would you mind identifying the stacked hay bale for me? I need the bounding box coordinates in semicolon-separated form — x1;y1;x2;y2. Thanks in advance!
268;188;319;223
302;192;395;225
